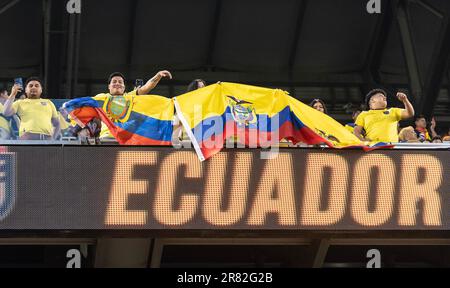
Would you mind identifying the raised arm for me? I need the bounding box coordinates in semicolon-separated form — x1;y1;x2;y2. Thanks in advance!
3;84;21;117
397;92;414;120
137;70;172;95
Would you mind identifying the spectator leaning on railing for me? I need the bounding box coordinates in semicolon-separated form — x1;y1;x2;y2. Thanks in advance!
2;77;60;140
353;89;414;143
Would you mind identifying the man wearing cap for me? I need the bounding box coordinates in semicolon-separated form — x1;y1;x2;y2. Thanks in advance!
95;70;172;139
2;77;60;140
353;89;414;143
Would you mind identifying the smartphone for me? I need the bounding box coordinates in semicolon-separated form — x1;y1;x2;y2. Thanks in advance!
14;78;23;88
135;79;144;88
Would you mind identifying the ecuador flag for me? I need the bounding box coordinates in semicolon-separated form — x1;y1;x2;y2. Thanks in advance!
174;82;388;161
62;94;173;145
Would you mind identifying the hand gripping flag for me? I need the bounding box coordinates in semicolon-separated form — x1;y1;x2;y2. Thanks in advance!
62;94;173;145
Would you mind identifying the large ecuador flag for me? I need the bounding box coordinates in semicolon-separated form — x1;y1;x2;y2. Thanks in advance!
174;82;388;161
62;94;173;145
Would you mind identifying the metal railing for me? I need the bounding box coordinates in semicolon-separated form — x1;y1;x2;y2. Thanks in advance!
0;138;448;149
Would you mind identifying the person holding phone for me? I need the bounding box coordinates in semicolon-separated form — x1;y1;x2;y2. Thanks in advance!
134;79;144;91
136;70;172;95
2;77;61;140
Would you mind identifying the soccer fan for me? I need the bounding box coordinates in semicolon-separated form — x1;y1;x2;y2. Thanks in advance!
414;115;437;142
97;70;172;139
0;89;10;135
0;88;12;139
2;77;60;140
354;89;414;143
0;88;8;104
186;79;207;92
309;99;327;114
398;126;420;143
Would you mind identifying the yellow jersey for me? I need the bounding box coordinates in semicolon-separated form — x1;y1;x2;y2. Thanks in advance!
12;98;58;137
355;108;403;143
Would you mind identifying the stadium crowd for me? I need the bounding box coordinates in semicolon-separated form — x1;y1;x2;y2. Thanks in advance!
0;73;449;145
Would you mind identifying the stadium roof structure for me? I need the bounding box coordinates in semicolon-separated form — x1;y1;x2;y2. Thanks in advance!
0;0;449;124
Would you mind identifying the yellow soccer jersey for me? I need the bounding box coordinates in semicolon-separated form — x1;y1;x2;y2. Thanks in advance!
355;108;403;143
12;99;58;137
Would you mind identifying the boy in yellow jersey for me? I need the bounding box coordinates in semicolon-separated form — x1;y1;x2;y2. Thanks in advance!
3;77;60;140
96;71;172;140
354;89;414;143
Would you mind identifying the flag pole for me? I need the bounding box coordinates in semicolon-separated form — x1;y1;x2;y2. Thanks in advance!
173;97;206;161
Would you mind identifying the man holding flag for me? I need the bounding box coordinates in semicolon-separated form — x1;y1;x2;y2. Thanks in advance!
97;70;172;139
63;70;174;145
